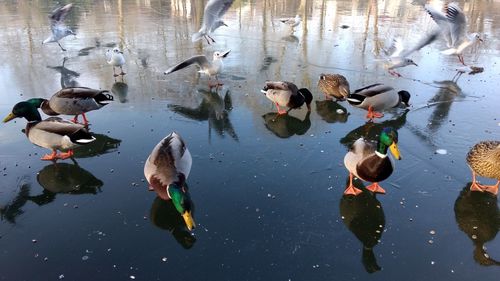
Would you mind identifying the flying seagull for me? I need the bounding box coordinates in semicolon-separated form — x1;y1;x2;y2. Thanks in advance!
43;3;75;51
192;0;235;44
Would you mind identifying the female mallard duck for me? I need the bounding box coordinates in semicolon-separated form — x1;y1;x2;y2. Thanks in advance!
33;87;113;125
3;101;95;161
343;127;401;195
261;81;313;114
144;132;195;231
347;83;410;120
317;73;350;101
466;141;500;195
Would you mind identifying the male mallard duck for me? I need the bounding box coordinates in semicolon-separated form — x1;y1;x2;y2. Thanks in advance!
3;101;95;161
466;141;500;195
347;83;410;120
343;127;401;195
317;73;350;101
144;132;195;231
29;87;113;125
261;81;313;115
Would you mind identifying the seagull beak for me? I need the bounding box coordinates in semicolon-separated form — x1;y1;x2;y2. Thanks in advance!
3;112;17;123
412;62;418;66
389;142;401;160
182;211;196;231
221;50;231;58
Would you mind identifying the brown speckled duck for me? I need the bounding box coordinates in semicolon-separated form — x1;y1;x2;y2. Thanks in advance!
317;73;350;101
466;141;500;195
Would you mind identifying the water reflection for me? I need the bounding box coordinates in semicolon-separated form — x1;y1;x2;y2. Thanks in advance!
315;100;349;124
168;89;238;142
340;110;408;148
454;184;500;266
27;162;103;206
46;57;80;88
149;197;196;250
111;80;129;103
340;177;385;273
262;111;311;138
73;133;121;158
426;79;463;134
0;177;31;224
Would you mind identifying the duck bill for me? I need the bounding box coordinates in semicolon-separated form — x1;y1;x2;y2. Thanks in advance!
3;112;16;123
182;211;196;231
221;50;231;58
389;143;401;160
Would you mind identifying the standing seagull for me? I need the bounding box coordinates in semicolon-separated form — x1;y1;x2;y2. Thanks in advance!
164;50;231;88
106;47;126;77
43;3;75;51
192;0;235;44
279;15;301;32
425;2;483;65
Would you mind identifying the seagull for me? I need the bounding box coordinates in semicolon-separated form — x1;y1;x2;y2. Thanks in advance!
425;2;483;65
43;3;75;51
279;15;301;32
164;50;231;87
192;0;235;44
382;37;418;77
106;47;126;77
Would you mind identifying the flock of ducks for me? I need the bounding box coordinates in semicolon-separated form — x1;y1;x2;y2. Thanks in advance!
2;1;499;232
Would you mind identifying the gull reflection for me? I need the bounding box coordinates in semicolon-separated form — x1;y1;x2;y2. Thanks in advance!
340;110;408;148
46;57;80;88
73;133;121;158
111;79;129;103
150;197;196;249
340;177;385;273
27;162;103;206
168;89;238;142
315;100;349;123
262;111;311;138
454;184;500;266
426;79;463;134
0;177;31;224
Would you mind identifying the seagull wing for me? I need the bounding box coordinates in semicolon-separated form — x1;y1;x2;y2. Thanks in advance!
216;0;234;18
387;37;405;58
49;3;73;25
203;0;234;30
425;3;452;46
400;28;441;57
445;2;466;47
164;55;210;74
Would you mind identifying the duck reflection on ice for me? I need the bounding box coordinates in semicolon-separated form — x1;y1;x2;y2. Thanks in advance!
27;162;103;206
340;110;408;148
168;89;238;142
46;57;80;88
0;177;31;224
454;184;500;266
111;79;129;103
262;111;311;138
73;133;121;158
315;100;349;123
340;177;385;273
150;197;196;249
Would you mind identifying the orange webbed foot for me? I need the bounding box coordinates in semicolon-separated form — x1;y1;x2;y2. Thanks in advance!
366;182;386;194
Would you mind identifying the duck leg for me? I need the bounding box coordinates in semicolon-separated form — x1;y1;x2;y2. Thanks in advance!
366;182;386;194
71;115;79;123
366;106;384;120
58;150;74;160
470;171;499;195
41;150;58;161
483;181;500;195
344;173;363;196
275;103;287;115
81;113;89;125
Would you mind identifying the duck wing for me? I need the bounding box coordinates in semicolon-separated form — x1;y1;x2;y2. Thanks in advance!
353;84;394;97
